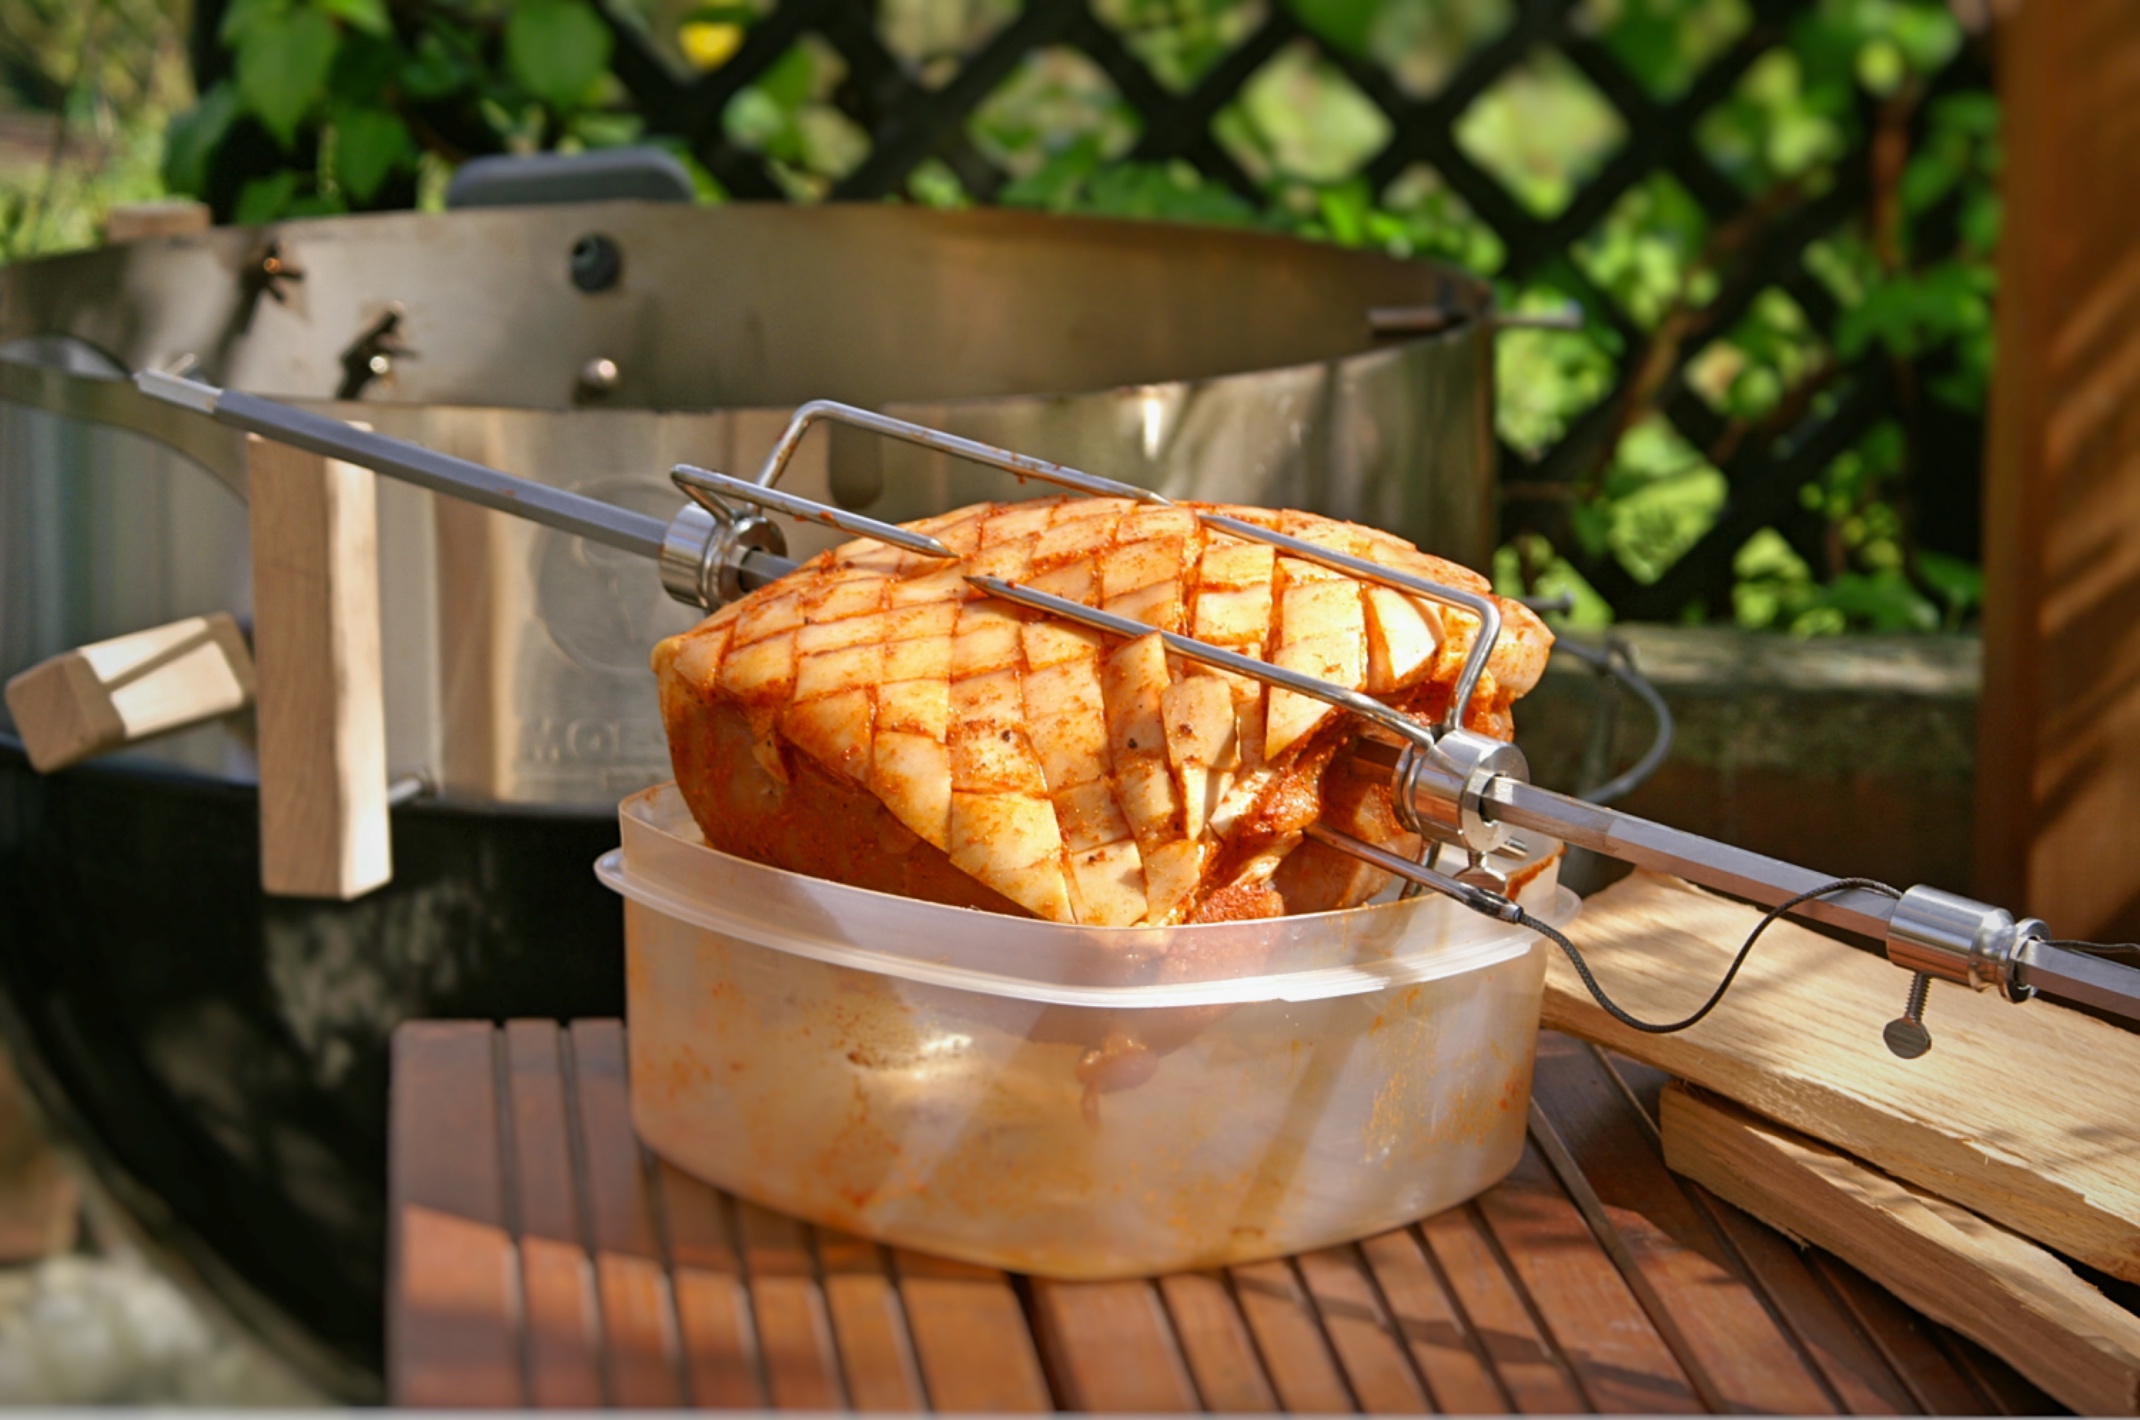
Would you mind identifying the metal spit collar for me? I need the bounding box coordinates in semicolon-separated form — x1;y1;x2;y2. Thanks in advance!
658;503;787;610
1883;884;2043;1002
1393;727;1529;857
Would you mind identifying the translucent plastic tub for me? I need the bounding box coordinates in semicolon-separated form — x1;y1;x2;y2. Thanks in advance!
597;782;1576;1279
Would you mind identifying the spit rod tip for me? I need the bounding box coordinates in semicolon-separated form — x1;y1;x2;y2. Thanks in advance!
133;367;222;414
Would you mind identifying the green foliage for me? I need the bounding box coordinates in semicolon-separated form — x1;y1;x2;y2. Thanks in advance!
163;0;651;220
11;0;1995;636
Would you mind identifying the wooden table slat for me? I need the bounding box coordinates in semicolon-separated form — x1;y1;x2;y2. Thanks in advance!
818;1229;928;1412
1029;1278;1200;1413
1416;1207;1588;1414
892;1250;1054;1413
1812;1254;1991;1417
737;1200;847;1410
389;1021;523;1409
1228;1258;1357;1413
1940;1333;2062;1416
655;1164;766;1408
389;1021;2063;1414
1295;1244;1431;1413
569;1021;687;1408
1532;1036;1836;1415
1474;1143;1702;1414
1155;1272;1281;1413
503;1021;604;1408
1357;1226;1510;1415
1602;1053;1924;1416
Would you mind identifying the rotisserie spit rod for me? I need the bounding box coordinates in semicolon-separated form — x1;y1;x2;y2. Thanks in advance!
137;370;2140;1050
135;369;802;606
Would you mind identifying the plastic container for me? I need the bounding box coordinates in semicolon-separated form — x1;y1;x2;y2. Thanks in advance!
597;782;1577;1279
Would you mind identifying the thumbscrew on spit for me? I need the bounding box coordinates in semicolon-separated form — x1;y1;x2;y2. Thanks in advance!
1883;972;1934;1059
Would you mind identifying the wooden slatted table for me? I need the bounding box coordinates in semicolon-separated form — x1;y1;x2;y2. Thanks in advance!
389;1020;2064;1413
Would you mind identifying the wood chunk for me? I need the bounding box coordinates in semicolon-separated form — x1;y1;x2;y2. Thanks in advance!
1156;1272;1278;1412
1543;871;2140;1286
1028;1278;1199;1413
248;433;390;899
4;612;254;773
1663;1084;2140;1416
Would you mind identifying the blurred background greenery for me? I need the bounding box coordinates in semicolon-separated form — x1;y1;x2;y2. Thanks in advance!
0;0;1996;635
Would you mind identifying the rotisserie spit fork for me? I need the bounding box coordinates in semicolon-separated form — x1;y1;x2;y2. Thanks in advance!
134;368;2140;1053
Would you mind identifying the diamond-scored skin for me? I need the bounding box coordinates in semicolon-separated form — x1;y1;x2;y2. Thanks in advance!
654;497;1552;926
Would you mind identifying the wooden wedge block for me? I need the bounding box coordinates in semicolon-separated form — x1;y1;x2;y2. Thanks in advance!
1541;870;2140;1285
249;432;391;899
4;613;254;772
1662;1084;2140;1416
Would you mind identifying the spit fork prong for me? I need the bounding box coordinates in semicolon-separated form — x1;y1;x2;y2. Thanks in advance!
1194;511;1503;734
967;574;1440;753
673;463;956;560
754;399;1166;503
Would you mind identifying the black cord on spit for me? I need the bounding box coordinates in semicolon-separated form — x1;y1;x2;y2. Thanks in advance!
2044;939;2140;966
1450;875;1904;1034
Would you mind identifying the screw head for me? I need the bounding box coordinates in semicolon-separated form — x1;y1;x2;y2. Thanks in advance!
1883;1016;1932;1059
570;233;623;293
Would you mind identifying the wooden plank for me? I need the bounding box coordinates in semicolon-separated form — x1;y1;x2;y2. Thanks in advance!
104;199;209;242
1027;1278;1199;1413
891;1250;1052;1412
4;612;254;773
1296;1244;1431;1412
1416;1208;1586;1413
1600;1052;1921;1416
1228;1258;1356;1413
1977;0;2140;940
502;1021;602;1408
566;1021;684;1408
1663;1084;2140;1416
247;432;390;899
1540;871;2140;1286
1941;1334;2063;1417
1357;1227;1509;1414
1813;1254;1989;1417
388;1021;521;1407
736;1200;845;1410
1155;1272;1279;1413
1530;1034;1835;1413
1475;1141;1700;1413
654;1164;764;1408
816;1229;925;1412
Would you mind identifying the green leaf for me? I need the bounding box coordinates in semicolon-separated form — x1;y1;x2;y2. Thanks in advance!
1288;0;1378;55
234;170;300;225
163;83;242;196
403;30;477;99
1915;551;1984;618
236;5;340;147
220;0;289;44
507;0;615;112
331;107;411;202
319;0;391;36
